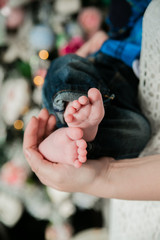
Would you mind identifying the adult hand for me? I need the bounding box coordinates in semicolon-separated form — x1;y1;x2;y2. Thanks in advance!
23;109;113;196
76;30;109;58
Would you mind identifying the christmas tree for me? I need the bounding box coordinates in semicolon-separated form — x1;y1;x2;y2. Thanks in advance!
0;0;110;239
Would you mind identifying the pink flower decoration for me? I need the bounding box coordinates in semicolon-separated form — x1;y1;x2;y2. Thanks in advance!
0;161;28;187
59;36;85;56
6;7;25;30
34;68;47;79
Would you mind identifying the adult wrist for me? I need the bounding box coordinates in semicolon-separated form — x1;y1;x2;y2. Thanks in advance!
83;157;115;198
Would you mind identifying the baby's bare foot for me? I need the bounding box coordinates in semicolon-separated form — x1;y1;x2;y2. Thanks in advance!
64;88;104;142
38;127;87;168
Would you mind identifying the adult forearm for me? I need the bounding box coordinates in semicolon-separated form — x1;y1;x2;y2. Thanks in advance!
92;155;160;200
23;113;160;201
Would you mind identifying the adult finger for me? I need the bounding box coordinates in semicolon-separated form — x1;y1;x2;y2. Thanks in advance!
45;114;57;137
37;108;50;143
23;116;39;150
24;147;66;190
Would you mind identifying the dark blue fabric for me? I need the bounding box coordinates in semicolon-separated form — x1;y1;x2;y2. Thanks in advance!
107;0;151;38
100;0;151;67
42;54;113;125
109;0;132;30
42;53;151;160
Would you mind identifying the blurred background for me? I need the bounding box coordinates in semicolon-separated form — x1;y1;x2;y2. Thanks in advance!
0;0;110;239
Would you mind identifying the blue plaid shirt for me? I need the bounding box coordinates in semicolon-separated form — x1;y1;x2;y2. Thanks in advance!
100;0;151;67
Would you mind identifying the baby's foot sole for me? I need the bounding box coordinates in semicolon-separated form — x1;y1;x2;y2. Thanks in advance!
64;88;104;142
39;127;88;168
65;96;89;123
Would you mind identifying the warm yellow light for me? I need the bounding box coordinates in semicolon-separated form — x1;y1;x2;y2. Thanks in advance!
33;76;44;86
14;120;24;130
39;50;49;60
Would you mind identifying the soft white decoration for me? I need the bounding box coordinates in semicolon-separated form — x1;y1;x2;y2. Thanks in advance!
58;199;75;218
47;188;75;219
3;16;33;62
23;107;41;128
0;78;30;125
72;193;98;209
49;14;68;34
54;0;81;15
109;1;160;240
0;6;11;17
0;191;23;227
6;141;30;171
24;185;53;220
32;86;42;105
47;187;70;204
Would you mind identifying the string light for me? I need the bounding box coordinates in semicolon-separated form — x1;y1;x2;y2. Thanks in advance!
39;50;49;60
14;120;24;130
33;76;44;86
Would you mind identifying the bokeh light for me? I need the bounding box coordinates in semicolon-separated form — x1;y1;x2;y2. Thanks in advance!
14;120;24;130
39;50;49;60
33;76;44;86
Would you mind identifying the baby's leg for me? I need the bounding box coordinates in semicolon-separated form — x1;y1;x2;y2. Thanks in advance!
38;127;87;168
64;88;105;142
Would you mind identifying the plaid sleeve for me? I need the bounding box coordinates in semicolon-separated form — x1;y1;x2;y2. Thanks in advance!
100;0;151;67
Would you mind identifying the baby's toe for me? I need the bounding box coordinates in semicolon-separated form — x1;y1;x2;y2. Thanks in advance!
65;114;73;123
78;155;87;163
74;160;82;168
72;100;81;110
76;139;87;149
77;148;87;156
78;96;89;106
68;106;76;114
